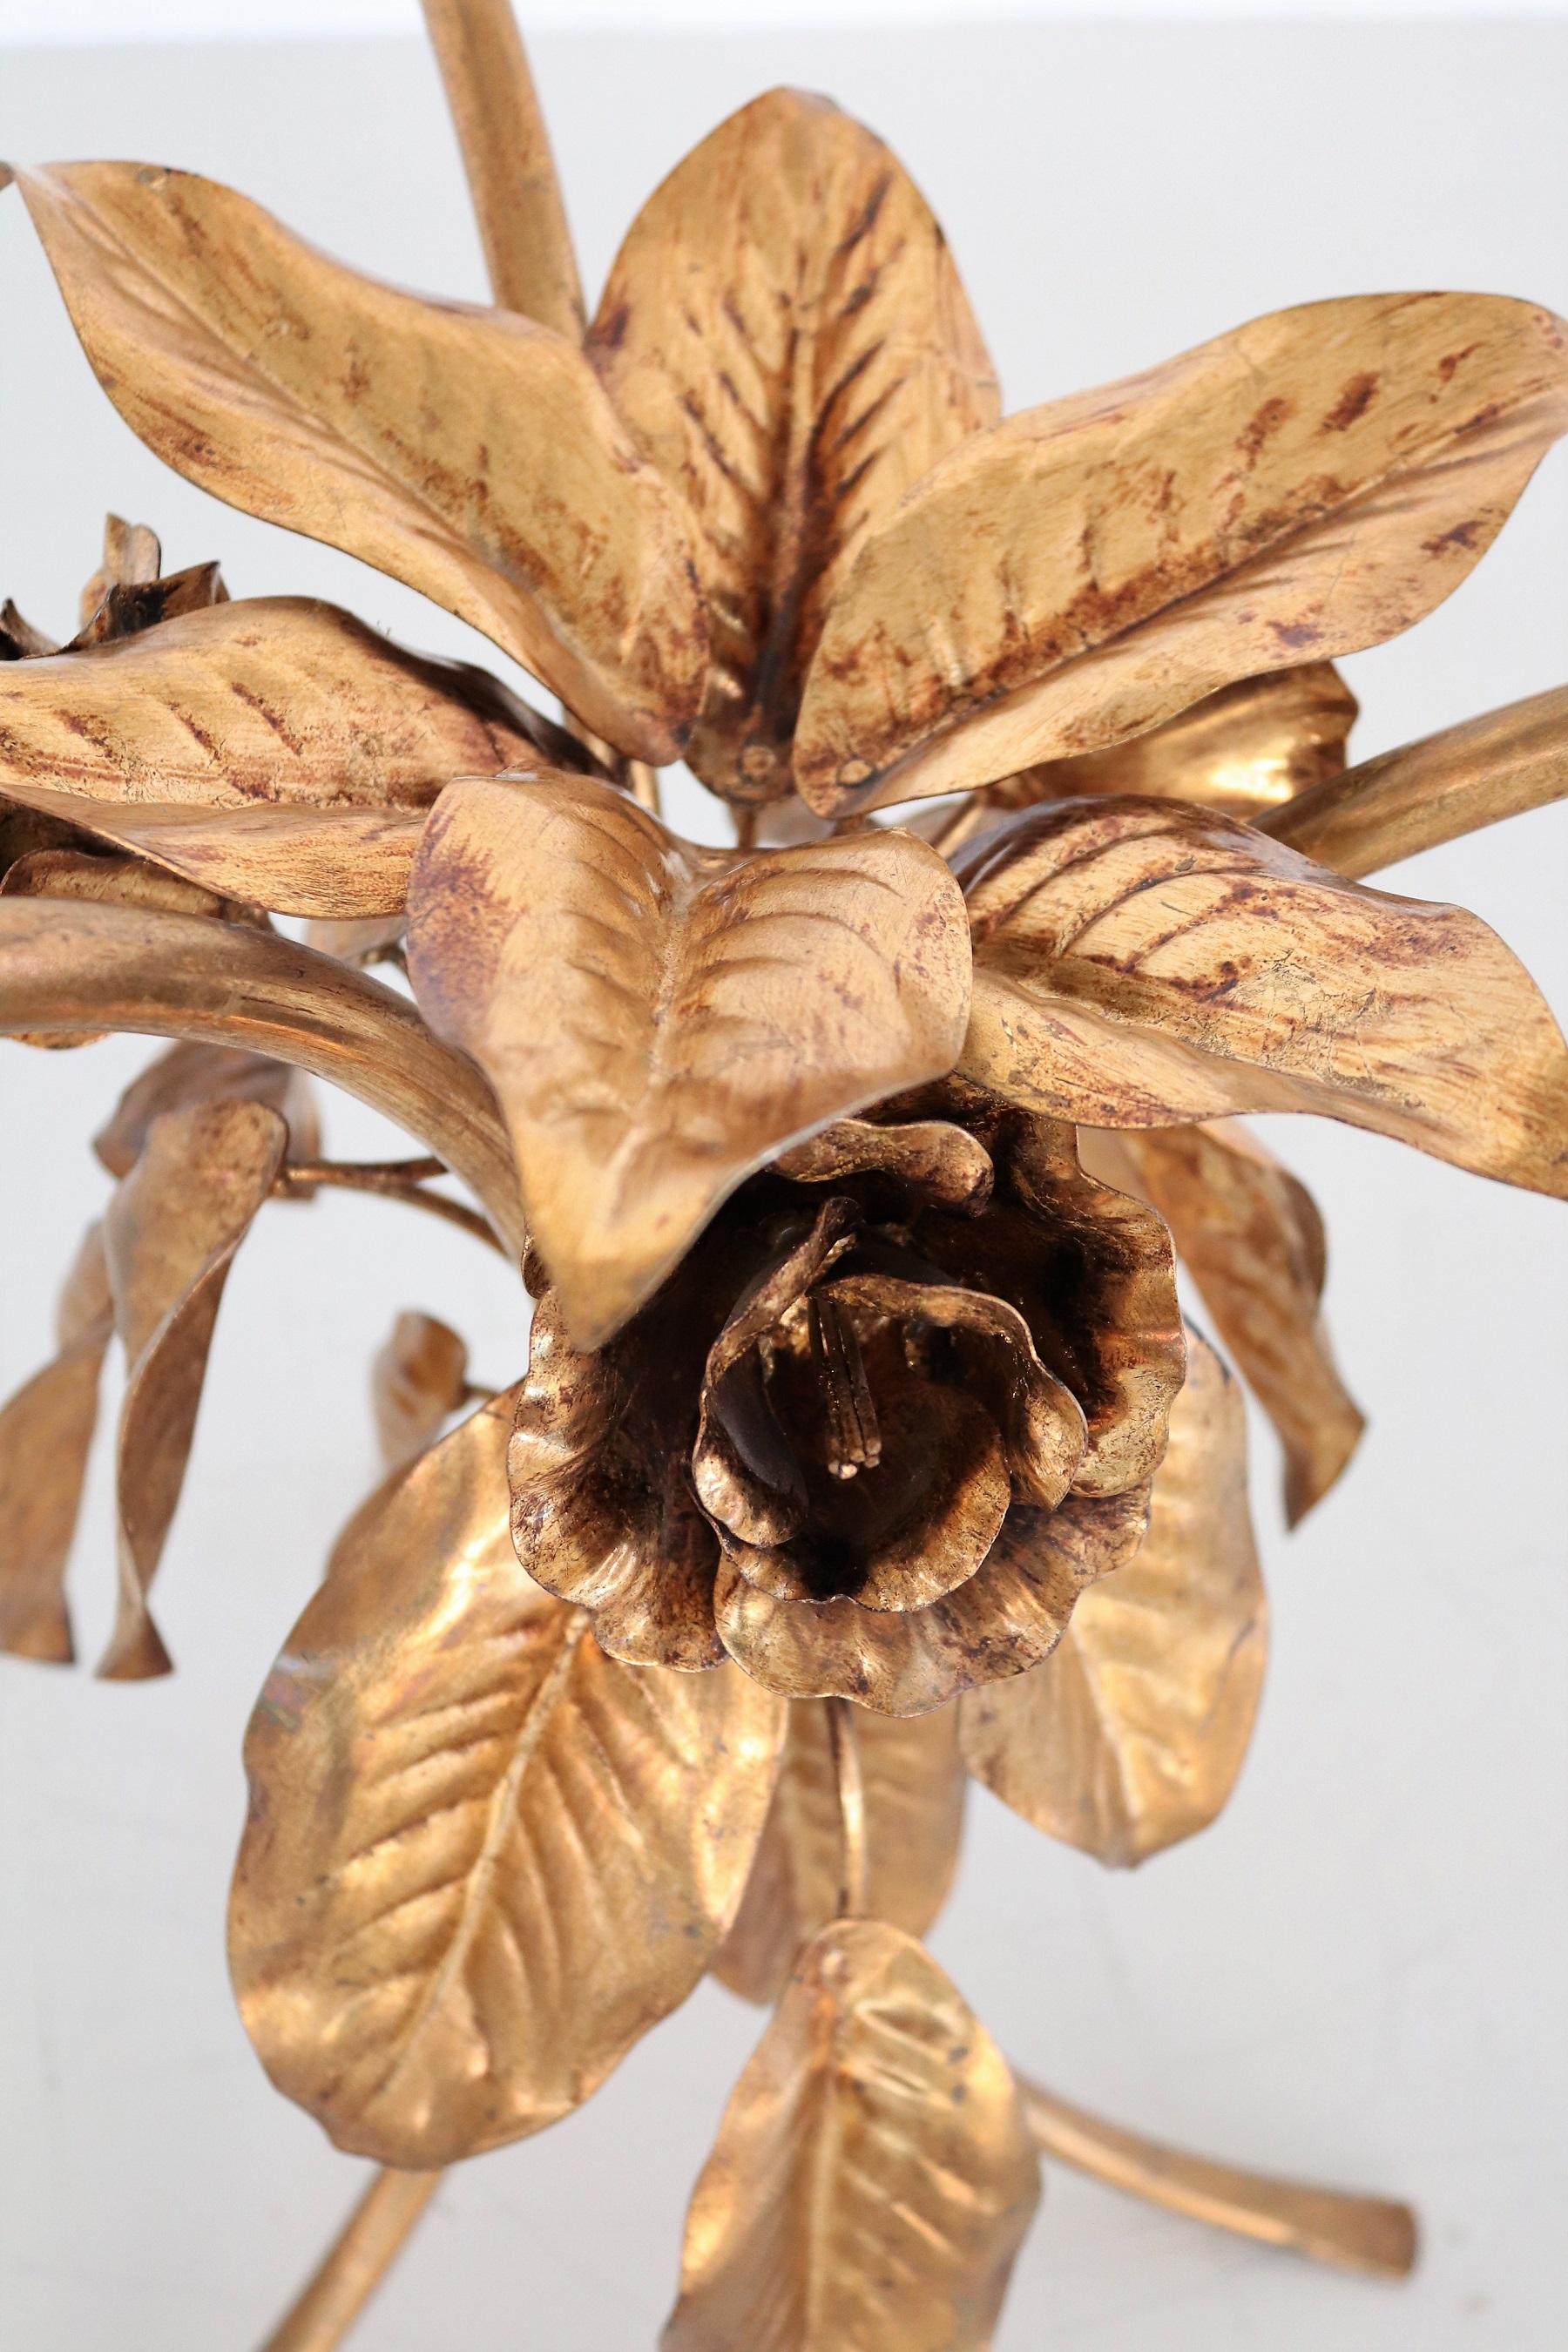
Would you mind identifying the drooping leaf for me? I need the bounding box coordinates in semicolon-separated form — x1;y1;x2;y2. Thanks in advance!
1261;682;1568;879
0;898;525;1252
933;663;1358;855
957;796;1568;1198
230;1391;787;2167
99;1098;288;1678
407;771;972;1345
960;1330;1266;1865
421;0;585;335
0;1224;112;1664
10;166;704;759
1083;1122;1363;1523
663;1917;1039;2352
590;88;997;803
795;293;1568;812
94;1038;317;1178
371;1308;470;1470
0;597;553;912
715;1700;966;2005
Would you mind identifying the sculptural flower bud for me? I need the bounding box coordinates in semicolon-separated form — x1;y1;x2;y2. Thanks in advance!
508;1088;1185;1714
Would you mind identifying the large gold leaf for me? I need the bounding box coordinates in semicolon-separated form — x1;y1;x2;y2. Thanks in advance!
1084;1123;1363;1524
0;596;553;912
715;1700;966;2004
936;663;1358;854
421;0;585;336
957;797;1568;1197
10;166;704;760
0;1224;112;1665
1262;682;1568;879
407;772;972;1345
230;1391;786;2167
795;293;1568;812
960;1331;1266;1865
370;1308;470;1470
663;1917;1039;2352
100;1098;287;1678
590;88;997;804
0;898;525;1251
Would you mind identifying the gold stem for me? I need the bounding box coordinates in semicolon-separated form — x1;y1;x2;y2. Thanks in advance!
1017;2076;1418;2281
626;760;663;816
732;803;759;851
825;1697;868;1917
257;2167;442;2352
276;1159;507;1254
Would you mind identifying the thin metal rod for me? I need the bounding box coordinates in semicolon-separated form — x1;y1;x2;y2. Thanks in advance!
275;1159;507;1253
825;1696;868;1917
1017;2075;1418;2281
626;760;663;816
257;2167;442;2352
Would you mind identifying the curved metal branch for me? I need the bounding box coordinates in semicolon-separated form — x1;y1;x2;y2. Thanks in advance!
0;900;526;1254
1017;2075;1418;2281
257;2167;440;2352
275;1156;507;1252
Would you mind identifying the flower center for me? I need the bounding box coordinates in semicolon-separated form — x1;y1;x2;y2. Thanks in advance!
808;1291;882;1480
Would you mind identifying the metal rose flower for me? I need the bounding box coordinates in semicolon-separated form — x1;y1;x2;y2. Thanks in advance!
3;2;1567;2341
507;1092;1183;1714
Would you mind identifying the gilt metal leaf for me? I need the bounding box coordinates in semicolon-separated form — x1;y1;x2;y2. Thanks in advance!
407;771;972;1345
11;166;704;759
715;1700;966;2005
960;1330;1266;1865
230;1391;787;2166
795;293;1568;811
0;597;551;913
100;1097;288;1678
0;1224;112;1664
663;1917;1039;2352
1084;1122;1363;1524
590;87;997;803
958;796;1568;1197
371;1308;470;1470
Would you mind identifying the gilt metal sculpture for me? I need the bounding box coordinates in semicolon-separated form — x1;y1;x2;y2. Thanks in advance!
3;1;1566;2342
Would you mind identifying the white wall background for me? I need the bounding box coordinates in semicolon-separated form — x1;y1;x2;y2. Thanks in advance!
2;17;1565;2350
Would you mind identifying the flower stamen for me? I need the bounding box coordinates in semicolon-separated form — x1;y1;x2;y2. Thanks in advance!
809;1292;882;1480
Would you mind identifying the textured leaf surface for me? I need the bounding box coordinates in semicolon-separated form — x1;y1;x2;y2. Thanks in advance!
960;1331;1266;1865
715;1700;966;2004
100;1098;287;1678
796;293;1568;810
958;796;1568;1197
1084;1122;1363;1523
408;772;972;1344
13;166;704;758
231;1393;786;2166
664;1917;1039;2352
590;88;997;802
371;1308;470;1470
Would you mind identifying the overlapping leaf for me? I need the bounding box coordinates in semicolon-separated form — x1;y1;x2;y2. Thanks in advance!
10;166;705;758
99;1098;288;1678
0;598;554;913
960;1331;1266;1865
957;796;1568;1197
715;1700;966;2004
934;663;1358;854
590;87;997;802
795;293;1568;811
1084;1122;1363;1522
0;898;525;1251
664;1918;1039;2351
231;1391;787;2166
0;1225;112;1664
407;771;972;1345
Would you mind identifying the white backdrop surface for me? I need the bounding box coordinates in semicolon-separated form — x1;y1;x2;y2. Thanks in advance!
1;18;1566;2351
